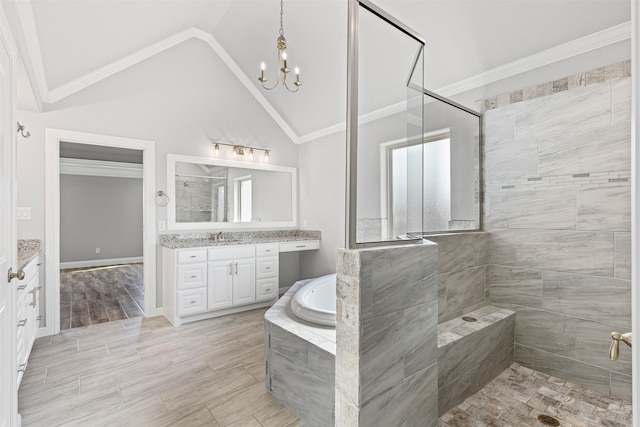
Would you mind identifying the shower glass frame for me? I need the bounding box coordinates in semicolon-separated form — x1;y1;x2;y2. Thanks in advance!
346;0;426;249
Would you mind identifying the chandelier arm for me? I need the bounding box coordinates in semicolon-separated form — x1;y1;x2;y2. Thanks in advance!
261;77;280;91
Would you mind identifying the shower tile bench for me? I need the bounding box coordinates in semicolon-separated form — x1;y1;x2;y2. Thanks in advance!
264;281;515;426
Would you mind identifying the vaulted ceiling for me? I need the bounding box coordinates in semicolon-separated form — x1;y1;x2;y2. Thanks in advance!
2;0;632;145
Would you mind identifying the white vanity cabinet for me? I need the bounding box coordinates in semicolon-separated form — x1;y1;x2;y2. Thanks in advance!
208;246;256;309
16;255;40;388
164;243;281;326
255;244;279;302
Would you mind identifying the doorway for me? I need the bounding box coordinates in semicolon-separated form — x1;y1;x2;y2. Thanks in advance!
58;142;145;329
43;129;157;336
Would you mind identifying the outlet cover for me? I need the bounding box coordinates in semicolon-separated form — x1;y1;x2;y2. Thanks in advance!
96;248;101;254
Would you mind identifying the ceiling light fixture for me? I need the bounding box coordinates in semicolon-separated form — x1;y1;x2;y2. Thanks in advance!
258;0;302;92
212;141;271;162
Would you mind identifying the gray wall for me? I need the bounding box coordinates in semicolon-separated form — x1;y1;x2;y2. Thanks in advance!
60;175;143;263
15;39;300;311
484;60;632;400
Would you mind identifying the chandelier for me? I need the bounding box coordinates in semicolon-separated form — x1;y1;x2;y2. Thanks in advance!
258;0;302;92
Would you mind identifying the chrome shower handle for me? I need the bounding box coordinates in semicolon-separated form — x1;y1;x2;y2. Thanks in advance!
610;332;632;360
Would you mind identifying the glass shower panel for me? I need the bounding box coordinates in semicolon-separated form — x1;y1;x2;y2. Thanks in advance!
354;3;424;244
422;92;481;232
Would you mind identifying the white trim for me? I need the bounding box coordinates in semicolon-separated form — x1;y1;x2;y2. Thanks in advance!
59;158;143;179
40;27;299;144
298;21;632;144
437;21;631;98
630;0;638;423
60;257;143;270
15;0;47;111
44;129;158;337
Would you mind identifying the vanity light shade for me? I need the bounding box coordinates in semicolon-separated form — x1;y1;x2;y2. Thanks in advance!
214;143;220;157
249;148;254;160
264;150;271;162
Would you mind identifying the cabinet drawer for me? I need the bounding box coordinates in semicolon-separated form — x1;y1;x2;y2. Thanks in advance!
279;240;320;252
208;245;254;261
256;256;278;279
177;263;207;290
256;244;279;257
177;289;207;316
177;249;207;264
256;278;278;302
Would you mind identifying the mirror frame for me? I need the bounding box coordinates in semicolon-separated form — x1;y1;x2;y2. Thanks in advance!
167;154;298;230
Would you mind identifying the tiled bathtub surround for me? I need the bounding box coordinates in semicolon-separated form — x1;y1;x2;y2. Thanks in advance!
483;60;632;399
264;280;336;427
335;242;439;426
160;230;320;249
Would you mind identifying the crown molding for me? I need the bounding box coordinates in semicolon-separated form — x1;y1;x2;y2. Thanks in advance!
298;20;632;144
59;158;143;179
15;0;48;110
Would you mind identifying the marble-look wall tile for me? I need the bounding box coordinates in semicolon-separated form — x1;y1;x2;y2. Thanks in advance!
612;77;631;125
484;136;538;182
488;265;542;307
577;184;630;231
538;123;630;176
575;319;631;376
365;244;438;318
360;311;405;401
439;313;514;384
269;349;333;427
361;365;438;427
516;230;614;277
425;234;474;274
515;307;577;358
542;271;630;329
439;344;514;415
610;371;632;402
443;266;486;319
404;301;438;377
488;229;518;266
515;344;612;396
486;187;576;230
514;84;611;139
614;232;631;280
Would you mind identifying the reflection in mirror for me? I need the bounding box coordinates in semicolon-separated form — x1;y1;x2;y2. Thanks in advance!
167;155;296;230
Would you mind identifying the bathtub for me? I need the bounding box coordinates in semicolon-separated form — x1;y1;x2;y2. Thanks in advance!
290;274;337;326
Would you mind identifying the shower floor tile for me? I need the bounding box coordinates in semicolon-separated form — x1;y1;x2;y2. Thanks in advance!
440;363;632;427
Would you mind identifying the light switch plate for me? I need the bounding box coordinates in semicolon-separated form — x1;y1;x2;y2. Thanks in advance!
17;207;31;220
158;220;166;231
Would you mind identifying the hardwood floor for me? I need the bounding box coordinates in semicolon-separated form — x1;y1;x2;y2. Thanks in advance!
60;263;144;330
19;308;301;427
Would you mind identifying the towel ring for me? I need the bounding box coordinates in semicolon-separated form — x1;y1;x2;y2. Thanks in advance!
155;191;169;207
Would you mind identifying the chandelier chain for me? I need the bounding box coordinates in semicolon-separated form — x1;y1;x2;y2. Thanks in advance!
279;0;284;36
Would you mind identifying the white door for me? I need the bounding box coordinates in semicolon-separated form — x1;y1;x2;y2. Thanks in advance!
208;260;233;310
0;27;17;427
232;258;255;306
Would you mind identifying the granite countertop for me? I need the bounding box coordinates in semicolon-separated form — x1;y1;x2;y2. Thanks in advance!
17;239;41;270
160;230;321;249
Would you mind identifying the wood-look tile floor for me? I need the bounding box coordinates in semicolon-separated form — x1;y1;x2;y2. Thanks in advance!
19;308;300;427
440;363;632;427
60;263;144;330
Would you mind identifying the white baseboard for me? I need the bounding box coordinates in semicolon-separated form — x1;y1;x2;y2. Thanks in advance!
60;256;143;269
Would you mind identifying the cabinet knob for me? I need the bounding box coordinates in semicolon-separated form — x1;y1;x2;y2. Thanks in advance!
265;267;271;270
190;300;196;304
190;276;197;279
266;288;271;292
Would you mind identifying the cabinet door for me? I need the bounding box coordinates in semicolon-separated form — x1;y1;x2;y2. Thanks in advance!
232;258;256;306
208;260;233;310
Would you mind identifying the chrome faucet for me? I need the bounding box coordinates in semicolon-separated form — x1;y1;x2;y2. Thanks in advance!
609;332;632;360
211;232;224;242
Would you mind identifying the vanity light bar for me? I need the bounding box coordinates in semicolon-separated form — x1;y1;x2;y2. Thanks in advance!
212;141;270;162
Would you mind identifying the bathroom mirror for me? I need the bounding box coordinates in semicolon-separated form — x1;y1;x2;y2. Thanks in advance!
166;154;297;230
